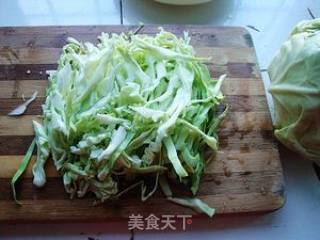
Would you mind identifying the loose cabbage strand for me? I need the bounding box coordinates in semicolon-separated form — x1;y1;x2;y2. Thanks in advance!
11;139;36;205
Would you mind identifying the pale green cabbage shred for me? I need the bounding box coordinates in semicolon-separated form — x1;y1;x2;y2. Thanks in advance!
31;28;226;216
268;19;320;163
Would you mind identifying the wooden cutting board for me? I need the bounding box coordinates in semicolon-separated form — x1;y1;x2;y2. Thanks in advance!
0;25;284;222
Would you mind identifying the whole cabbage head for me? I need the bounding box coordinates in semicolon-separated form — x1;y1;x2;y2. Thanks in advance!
268;19;320;163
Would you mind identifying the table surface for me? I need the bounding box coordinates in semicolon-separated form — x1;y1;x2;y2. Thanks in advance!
0;1;320;239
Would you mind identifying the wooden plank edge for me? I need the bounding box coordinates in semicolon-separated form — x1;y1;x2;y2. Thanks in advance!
0;112;273;136
0;62;260;80
0;95;269;116
0;147;281;178
0;130;278;155
0;78;266;98
0;25;250;36
0;191;285;222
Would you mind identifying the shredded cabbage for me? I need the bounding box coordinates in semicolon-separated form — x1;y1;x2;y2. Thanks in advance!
29;28;226;216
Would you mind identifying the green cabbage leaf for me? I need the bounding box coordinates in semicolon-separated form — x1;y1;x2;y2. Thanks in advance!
268;19;320;162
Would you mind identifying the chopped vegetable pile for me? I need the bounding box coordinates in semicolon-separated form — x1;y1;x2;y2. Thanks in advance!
16;28;227;217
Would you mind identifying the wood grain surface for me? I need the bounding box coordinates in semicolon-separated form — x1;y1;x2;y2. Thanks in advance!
0;25;284;222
